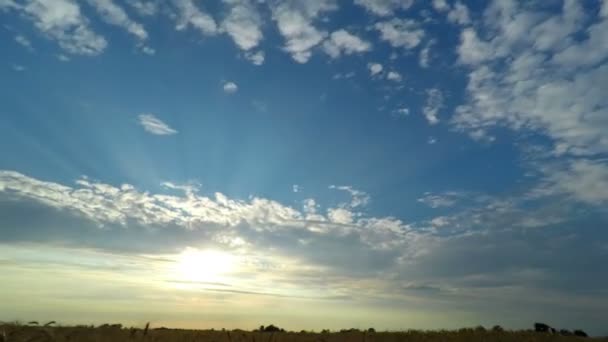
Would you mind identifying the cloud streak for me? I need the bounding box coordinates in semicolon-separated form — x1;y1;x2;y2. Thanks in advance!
138;114;178;135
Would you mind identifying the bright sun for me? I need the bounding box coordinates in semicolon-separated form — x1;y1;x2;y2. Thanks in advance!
174;248;236;283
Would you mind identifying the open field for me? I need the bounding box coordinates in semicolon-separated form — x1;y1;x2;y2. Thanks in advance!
1;323;606;342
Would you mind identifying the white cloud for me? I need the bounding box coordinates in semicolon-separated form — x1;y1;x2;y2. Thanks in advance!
292;184;300;193
457;28;492;65
172;0;218;36
329;185;370;209
386;70;402;82
322;29;371;58
270;0;337;63
126;0;158;16
417;192;460;208
447;1;470;25
87;0;148;43
10;0;108;55
374;18;424;49
327;207;353;224
538;159;608;205
354;0;414;16
453;1;608;156
423;88;443;125
137;114;178;135
244;50;265;65
368;62;383;76
221;0;263;51
14;34;33;50
431;0;448;12
393;107;409;117
223;81;238;94
427;136;437;144
419;39;434;68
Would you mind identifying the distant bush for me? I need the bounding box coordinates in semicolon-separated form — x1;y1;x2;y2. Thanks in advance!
492;325;504;332
574;329;588;338
367;328;376;333
534;323;551;332
259;325;283;333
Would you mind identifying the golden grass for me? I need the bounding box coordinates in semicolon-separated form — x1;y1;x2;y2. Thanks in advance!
0;323;605;342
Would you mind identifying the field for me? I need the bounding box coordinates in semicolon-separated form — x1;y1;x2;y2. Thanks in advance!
1;323;606;342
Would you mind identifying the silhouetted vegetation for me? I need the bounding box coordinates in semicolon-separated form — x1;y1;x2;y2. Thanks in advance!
0;322;602;342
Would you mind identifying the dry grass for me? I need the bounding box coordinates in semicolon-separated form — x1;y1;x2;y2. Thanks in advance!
0;323;606;342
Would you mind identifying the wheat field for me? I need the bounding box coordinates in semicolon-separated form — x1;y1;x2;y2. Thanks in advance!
1;323;606;342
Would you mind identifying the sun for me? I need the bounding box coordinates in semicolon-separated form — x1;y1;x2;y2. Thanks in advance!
174;248;236;283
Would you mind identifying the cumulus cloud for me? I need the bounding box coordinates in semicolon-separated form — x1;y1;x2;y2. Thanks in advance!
137;114;178;135
419;39;435;68
386;70;402;82
368;62;383;76
221;0;263;51
126;0;159;16
244;50;265;65
374;18;424;49
270;0;337;63
354;0;414;16
87;0;148;44
5;0;107;55
447;1;470;25
453;0;608;157
172;0;218;36
431;0;448;12
223;81;238;93
322;29;372;58
329;185;370;209
423;88;443;125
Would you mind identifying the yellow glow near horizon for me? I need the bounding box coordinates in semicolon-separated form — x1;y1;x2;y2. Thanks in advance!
174;248;236;283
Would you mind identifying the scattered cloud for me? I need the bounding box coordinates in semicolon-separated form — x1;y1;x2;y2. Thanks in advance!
221;0;263;51
354;0;414;16
172;0;218;36
223;81;238;94
244;50;265;65
427;136;437;144
126;0;159;16
292;184;300;193
14;34;33;50
419;39;434;68
453;1;608;157
137;114;178;135
423;88;443;125
368;62;383;76
417;191;461;208
322;29;371;58
329;185;370;209
431;0;448;12
87;0;148;45
386;70;402;82
393;107;409;117
6;0;107;55
447;1;471;25
270;0;337;63
374;18;424;49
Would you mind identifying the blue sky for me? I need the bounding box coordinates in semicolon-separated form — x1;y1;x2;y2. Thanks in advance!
1;0;608;335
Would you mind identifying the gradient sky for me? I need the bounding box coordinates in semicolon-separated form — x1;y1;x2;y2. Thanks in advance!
1;0;608;335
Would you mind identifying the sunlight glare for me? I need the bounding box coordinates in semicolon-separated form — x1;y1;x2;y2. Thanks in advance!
174;248;236;283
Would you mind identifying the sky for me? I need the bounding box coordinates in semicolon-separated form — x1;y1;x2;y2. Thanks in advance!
1;0;608;335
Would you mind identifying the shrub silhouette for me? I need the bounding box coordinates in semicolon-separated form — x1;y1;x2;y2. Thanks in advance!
367;328;376;333
534;323;550;332
574;329;588;337
259;325;283;332
492;325;504;332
